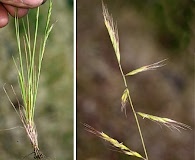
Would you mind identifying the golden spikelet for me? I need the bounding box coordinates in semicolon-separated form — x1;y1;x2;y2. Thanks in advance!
126;59;167;76
83;123;146;159
137;112;191;132
102;1;120;63
121;88;129;115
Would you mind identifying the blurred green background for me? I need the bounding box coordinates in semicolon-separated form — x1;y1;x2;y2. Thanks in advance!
0;0;73;160
77;0;194;160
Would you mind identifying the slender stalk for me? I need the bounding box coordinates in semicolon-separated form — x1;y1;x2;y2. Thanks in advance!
118;63;127;87
128;96;148;160
118;63;148;160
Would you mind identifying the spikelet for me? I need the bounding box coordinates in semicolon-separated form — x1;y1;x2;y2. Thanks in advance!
83;123;146;159
102;2;120;63
126;59;167;76
137;112;191;132
121;88;129;116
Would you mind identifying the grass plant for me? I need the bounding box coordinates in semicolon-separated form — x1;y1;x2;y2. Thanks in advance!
3;1;53;159
83;2;191;160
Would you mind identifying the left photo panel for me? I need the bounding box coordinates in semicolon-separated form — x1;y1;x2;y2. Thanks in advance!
0;0;73;159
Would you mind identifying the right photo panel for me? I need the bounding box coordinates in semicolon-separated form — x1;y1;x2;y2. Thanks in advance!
77;1;194;160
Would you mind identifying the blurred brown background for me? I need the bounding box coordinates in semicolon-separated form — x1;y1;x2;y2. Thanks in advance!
77;0;194;160
0;0;73;159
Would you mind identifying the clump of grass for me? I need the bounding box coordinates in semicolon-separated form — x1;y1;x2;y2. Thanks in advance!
3;1;53;159
83;2;191;160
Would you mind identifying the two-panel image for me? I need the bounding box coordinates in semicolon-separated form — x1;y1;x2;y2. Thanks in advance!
0;0;194;160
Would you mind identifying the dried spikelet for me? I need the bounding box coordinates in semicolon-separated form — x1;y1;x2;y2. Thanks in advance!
137;112;191;132
126;59;167;76
102;1;120;63
121;88;129;116
83;123;146;159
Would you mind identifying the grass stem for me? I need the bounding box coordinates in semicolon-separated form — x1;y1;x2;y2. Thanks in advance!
118;63;149;160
